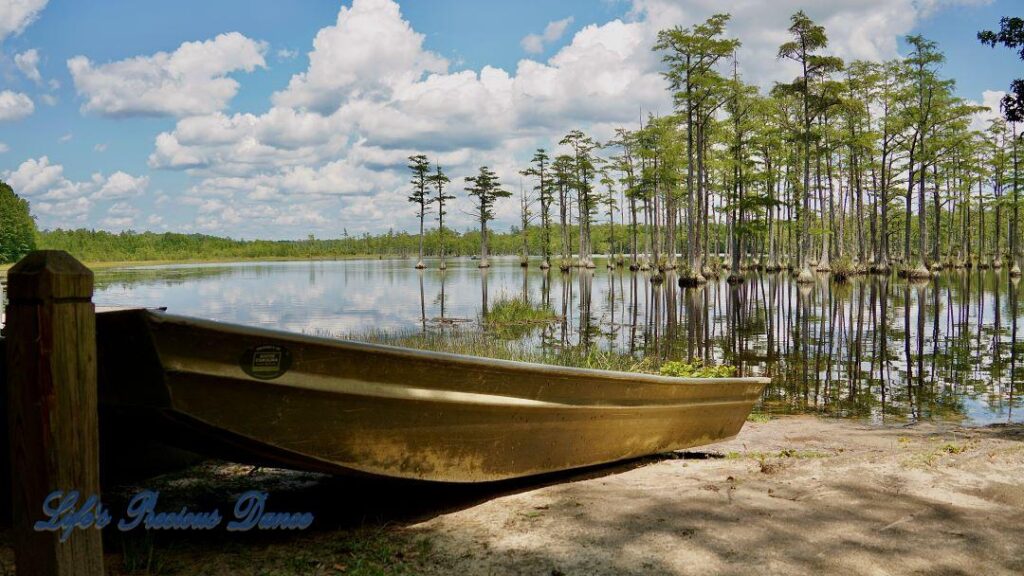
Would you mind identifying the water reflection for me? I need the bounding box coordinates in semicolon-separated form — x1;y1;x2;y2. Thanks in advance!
88;257;1023;424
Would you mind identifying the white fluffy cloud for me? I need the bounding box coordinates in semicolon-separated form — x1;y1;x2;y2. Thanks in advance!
0;0;47;42
93;171;149;200
14;48;42;83
68;32;267;117
0;90;34;121
3;156;85;199
521;16;574;54
272;0;447;112
2;156;151;227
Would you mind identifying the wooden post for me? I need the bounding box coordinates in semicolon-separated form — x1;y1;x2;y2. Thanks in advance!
6;251;104;575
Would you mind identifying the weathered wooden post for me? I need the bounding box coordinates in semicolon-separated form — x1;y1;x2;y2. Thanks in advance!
6;251;104;575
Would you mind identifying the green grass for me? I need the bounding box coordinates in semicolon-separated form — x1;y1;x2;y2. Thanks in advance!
659;361;736;378
485;295;556;324
476;294;560;339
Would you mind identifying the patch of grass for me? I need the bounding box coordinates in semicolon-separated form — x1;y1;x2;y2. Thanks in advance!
323;529;430;576
746;413;772;424
831;256;856;281
481;294;559;339
776;449;830;459
724;449;830;462
905;440;975;468
659;361;737;378
484;294;558;326
941;442;968;455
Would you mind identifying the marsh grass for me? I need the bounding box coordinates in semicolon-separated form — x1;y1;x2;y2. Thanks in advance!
475;293;560;339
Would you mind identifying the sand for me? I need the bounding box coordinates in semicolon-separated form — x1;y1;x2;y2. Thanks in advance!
1;415;1022;575
410;416;1024;576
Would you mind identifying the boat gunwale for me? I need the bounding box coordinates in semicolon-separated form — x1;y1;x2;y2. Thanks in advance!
134;309;771;388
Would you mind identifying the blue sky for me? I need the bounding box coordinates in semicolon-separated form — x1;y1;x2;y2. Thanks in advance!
0;0;1019;239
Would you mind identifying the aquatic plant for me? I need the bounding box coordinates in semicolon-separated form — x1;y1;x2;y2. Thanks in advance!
659;361;737;378
483;295;557;326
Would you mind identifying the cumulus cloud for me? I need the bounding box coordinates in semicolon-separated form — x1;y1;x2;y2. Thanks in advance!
14;48;42;83
271;0;447;112
92;170;149;200
2;156;85;199
0;142;8;154
2;156;151;227
0;90;34;121
151;0;666;177
0;0;47;42
68;32;267;117
521;16;574;54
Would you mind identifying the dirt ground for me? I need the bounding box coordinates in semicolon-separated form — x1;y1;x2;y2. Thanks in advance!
2;415;1023;575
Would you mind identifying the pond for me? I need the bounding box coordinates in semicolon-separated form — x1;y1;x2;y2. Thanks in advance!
85;256;1023;425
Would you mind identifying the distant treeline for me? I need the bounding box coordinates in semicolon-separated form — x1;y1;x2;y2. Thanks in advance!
37;224;702;263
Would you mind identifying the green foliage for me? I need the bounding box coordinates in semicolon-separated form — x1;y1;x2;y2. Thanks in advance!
484;295;557;326
659;360;737;378
407;154;432;213
465;166;509;224
32;220;708;264
0;180;37;263
483;294;559;339
831;256;856;279
978;17;1024;122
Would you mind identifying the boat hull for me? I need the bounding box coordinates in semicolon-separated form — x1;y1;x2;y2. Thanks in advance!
97;310;769;483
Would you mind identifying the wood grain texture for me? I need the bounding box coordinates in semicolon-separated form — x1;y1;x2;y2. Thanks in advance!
6;251;103;576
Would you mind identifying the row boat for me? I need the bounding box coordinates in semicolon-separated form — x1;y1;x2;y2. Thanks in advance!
96;309;769;483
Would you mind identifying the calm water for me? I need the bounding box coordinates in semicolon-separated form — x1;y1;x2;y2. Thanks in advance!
86;256;1024;425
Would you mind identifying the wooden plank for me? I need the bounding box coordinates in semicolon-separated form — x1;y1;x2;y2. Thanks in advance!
6;251;104;576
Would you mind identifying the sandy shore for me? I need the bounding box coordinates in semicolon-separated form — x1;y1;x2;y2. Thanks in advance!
1;415;1022;575
409;416;1024;575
